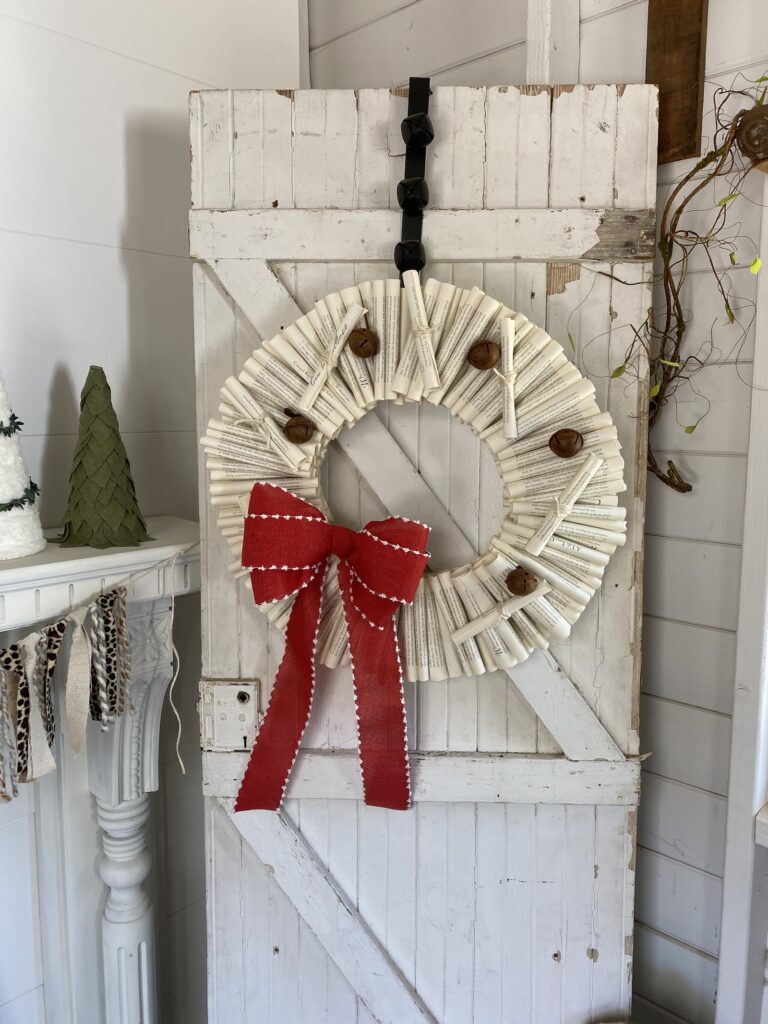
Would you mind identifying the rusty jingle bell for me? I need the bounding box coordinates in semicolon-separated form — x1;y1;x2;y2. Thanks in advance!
549;428;584;459
283;413;315;444
348;328;379;359
467;339;501;370
506;566;539;597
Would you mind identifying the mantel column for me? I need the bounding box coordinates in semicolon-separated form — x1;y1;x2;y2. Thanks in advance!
96;794;156;1023
89;597;175;1024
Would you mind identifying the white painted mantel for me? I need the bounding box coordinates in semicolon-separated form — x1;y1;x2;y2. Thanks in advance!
0;517;200;1024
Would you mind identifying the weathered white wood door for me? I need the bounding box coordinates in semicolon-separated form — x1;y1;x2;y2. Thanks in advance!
190;84;657;1023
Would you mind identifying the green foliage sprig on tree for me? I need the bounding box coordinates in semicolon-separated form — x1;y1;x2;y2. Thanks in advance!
60;365;152;548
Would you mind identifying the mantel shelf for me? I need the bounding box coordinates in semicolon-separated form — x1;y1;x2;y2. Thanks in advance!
0;516;201;632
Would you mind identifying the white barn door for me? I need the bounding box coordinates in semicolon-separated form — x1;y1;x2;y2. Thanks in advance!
191;84;657;1023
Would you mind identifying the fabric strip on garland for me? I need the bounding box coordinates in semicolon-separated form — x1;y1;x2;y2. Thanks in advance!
0;584;131;796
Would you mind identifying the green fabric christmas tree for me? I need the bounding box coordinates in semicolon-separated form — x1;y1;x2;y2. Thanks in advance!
60;366;152;548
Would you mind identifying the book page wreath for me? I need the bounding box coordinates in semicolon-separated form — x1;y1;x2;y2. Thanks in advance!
202;272;626;810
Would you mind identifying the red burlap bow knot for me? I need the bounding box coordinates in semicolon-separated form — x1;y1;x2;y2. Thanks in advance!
235;484;430;812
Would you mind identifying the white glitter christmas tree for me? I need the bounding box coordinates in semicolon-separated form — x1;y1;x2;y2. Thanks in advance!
0;371;45;560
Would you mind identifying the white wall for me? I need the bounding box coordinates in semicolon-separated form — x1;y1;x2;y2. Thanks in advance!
0;3;304;1020
307;1;767;1022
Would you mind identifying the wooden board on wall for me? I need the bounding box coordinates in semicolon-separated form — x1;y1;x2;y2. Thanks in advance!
646;0;709;163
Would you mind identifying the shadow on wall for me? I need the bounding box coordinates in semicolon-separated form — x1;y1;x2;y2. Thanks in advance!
121;111;199;522
39;364;79;527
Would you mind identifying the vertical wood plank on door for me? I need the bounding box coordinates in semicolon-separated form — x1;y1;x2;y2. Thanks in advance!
416;803;448;1019
294;91;329;207
591;806;635;1018
386;809;418;986
357;804;389;959
444;804;477;1022
241;841;276;1024
485;85;551;210
194;264;240;680
262;90;296;210
199;91;233;209
206;800;244;1021
533;805;566;1021
474;803;506;1021
562;806;598;1016
502;805;535;1022
232;92;264;209
354;90;390;210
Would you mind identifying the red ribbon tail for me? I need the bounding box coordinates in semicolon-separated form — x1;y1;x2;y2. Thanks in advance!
235;569;325;812
340;575;411;811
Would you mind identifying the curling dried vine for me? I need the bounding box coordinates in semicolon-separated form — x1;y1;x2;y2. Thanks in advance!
613;78;768;492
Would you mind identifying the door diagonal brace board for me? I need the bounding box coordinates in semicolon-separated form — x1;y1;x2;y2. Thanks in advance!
223;800;437;1024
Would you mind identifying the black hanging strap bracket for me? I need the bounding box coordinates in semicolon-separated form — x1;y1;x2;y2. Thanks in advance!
394;76;432;278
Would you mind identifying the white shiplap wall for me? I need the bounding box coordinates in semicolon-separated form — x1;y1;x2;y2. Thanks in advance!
0;4;304;1020
308;1;767;1022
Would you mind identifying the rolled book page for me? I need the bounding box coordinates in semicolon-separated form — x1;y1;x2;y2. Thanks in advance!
451;566;527;667
503;450;622;489
202;432;306;475
247;349;345;429
515;363;583;417
392;277;440;395
428;287;483;403
482;381;598;450
498;424;618;475
492;535;592;606
451;578;550;645
401;598;418;683
271;329;357;425
499;316;517;440
502;522;611;566
423;579;452;680
309;301;364;411
473;558;546;648
384;279;401;399
405;281;460;401
292;315;364;423
298;302;366;412
401;270;442;393
425;575;462;679
364;279;386;400
443;303;514;414
240;361;339;439
205;413;309;475
525;453;605;556
479;555;572;642
412;580;430;682
431;294;502;405
429;573;485;677
326;292;375;409
510;512;626;550
393;285;411;405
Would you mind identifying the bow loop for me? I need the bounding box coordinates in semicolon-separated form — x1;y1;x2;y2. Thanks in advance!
236;484;430;812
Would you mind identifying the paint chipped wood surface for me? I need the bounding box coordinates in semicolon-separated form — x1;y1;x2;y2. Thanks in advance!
189;207;656;261
204;751;641;804
192;85;657;1023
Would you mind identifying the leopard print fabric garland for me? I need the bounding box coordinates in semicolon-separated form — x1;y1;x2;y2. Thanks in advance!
0;585;129;801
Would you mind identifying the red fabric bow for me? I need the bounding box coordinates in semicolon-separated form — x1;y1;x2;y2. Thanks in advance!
235;483;430;812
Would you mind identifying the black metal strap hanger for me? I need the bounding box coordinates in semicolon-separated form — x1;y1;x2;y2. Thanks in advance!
394;76;433;279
